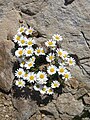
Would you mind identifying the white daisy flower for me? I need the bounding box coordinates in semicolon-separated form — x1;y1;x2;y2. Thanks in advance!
23;72;28;80
47;65;57;75
62;51;69;60
56;48;64;58
24;47;34;57
27;38;35;47
62;72;71;81
52;34;63;41
15;68;24;78
25;61;34;69
18;36;27;47
47;87;53;95
13;34;21;43
34;84;42;91
34;47;45;56
45;40;56;47
40;85;47;94
30;56;36;62
17;26;26;34
25;27;34;35
15;79;25;88
15;48;24;57
51;81;60;88
40;48;45;55
46;53;55;62
59;62;65;66
36;71;48;84
20;61;25;68
27;72;36;83
58;66;66;75
66;57;76;66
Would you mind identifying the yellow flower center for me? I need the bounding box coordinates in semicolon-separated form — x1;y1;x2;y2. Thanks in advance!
64;74;69;78
21;40;25;44
48;89;52;92
18;71;22;75
28;63;32;67
69;60;73;64
55;36;60;40
20;28;24;32
48;41;53;45
54;83;58;87
19;50;23;55
28;41;32;45
42;88;46;91
24;73;28;77
40;74;44;79
30;76;34;80
50;68;55;72
59;68;64;73
58;51;62;56
16;36;20;41
21;61;25;65
41;50;44;53
32;57;35;61
29;29;33;33
49;56;53;60
27;50;32;54
37;49;41;53
63;54;67;58
18;81;23;85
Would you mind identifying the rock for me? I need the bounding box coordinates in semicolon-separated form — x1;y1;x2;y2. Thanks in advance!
69;66;90;91
84;82;90;93
82;118;90;120
42;116;55;120
63;86;77;95
83;96;90;105
40;102;59;119
29;111;42;120
0;0;90;119
0;41;14;92
69;78;79;89
60;114;73;120
88;93;90;97
0;10;23;41
0;92;16;120
56;93;84;116
74;88;88;99
12;97;38;120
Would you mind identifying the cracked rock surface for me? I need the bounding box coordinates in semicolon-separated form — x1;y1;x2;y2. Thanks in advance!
0;0;90;120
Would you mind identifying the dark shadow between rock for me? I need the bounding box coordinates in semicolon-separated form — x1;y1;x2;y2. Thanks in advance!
12;84;63;106
64;0;75;6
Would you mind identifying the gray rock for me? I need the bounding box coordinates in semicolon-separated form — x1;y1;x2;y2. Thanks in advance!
82;118;90;120
83;96;90;105
0;41;14;92
56;93;84;116
69;78;79;89
12;97;38;120
0;10;23;41
60;114;73;120
74;88;88;99
0;0;90;119
40;102;59;119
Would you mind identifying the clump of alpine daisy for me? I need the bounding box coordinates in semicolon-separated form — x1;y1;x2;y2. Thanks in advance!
13;26;76;95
